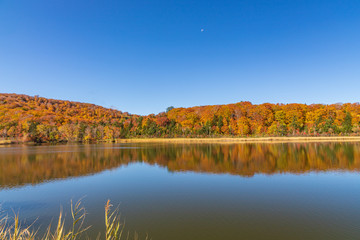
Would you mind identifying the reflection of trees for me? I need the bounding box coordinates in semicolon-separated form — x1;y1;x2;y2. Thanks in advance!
1;143;360;189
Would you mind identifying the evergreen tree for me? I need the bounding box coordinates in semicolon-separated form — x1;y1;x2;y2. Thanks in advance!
342;112;352;133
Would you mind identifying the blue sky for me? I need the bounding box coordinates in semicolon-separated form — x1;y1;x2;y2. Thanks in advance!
1;0;360;115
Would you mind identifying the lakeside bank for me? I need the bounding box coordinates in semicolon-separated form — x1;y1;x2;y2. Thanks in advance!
116;136;360;144
3;136;360;145
0;140;15;145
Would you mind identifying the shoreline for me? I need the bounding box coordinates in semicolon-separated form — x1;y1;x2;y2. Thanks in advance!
115;136;360;144
0;140;15;145
2;136;360;145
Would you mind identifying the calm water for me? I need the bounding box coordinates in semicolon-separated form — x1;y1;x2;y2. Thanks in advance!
1;142;360;239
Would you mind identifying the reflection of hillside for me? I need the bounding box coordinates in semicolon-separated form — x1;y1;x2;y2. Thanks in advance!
1;143;360;189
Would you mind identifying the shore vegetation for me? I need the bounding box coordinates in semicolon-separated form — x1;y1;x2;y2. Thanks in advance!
0;200;146;240
2;93;360;143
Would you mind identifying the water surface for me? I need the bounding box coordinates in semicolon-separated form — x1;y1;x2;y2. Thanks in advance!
0;142;360;239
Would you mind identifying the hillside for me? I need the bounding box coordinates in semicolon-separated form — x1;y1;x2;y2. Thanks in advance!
0;93;133;142
1;93;360;143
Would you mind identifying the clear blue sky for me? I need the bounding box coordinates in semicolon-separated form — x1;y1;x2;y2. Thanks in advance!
1;0;360;115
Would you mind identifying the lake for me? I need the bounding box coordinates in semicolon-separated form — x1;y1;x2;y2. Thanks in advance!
0;142;360;239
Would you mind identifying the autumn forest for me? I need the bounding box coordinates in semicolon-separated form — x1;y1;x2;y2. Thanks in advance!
1;93;359;143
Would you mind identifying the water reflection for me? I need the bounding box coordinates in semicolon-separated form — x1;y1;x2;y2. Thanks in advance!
1;142;360;189
1;143;360;240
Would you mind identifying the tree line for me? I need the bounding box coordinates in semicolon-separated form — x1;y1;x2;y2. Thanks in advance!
1;93;360;142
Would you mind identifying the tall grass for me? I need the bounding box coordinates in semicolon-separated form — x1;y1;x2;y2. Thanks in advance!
0;200;148;240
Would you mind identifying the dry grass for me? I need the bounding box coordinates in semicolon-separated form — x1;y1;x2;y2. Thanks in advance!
115;136;360;144
3;136;360;145
0;200;147;240
0;140;14;145
0;212;35;240
104;200;125;240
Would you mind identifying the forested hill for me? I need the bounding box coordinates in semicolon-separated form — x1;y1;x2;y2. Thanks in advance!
0;93;133;142
1;93;360;143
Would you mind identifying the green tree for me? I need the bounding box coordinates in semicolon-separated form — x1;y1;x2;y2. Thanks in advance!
274;111;287;136
342;112;352;133
166;106;174;113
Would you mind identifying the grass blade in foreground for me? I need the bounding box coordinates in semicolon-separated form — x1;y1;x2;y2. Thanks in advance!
0;200;148;240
